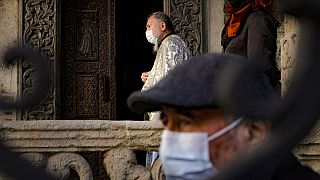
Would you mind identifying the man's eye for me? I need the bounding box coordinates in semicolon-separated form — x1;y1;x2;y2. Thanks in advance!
160;111;165;118
180;119;192;126
176;114;193;125
160;112;168;125
162;119;168;126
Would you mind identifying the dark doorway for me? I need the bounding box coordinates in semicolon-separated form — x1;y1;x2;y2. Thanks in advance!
60;0;162;120
115;1;163;120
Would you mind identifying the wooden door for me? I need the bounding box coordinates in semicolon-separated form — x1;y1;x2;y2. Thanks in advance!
61;0;116;120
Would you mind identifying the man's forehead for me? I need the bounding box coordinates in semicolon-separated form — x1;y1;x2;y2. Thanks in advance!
147;16;162;25
164;106;227;121
147;16;154;23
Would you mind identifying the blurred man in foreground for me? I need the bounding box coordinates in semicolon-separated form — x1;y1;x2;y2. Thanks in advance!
127;53;319;179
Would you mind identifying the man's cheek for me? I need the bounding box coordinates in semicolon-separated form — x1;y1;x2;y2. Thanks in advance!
210;137;240;168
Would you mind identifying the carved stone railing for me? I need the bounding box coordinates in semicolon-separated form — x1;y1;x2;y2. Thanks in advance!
294;122;320;173
0;120;164;180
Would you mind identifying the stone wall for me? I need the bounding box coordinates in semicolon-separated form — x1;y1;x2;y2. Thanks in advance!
208;0;224;53
0;0;18;121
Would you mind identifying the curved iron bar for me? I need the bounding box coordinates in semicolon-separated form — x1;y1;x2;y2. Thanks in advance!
1;46;52;109
213;0;320;179
0;47;55;179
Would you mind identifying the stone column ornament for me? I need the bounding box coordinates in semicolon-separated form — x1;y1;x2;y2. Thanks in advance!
47;153;93;180
280;15;299;95
104;148;151;180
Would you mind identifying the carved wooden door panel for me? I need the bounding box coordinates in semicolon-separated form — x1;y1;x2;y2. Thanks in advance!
61;0;116;120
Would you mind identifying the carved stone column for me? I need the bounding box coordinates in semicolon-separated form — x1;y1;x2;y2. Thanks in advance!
20;0;58;120
104;148;151;180
280;15;299;95
150;157;165;180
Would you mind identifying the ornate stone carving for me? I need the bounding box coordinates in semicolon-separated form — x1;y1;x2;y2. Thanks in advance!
280;32;297;93
280;16;299;95
20;153;47;167
21;0;56;120
23;0;55;56
104;148;151;180
166;0;206;56
47;153;93;180
275;12;285;70
150;157;165;180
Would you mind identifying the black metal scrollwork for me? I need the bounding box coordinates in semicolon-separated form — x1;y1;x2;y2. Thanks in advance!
1;47;52;110
0;47;54;179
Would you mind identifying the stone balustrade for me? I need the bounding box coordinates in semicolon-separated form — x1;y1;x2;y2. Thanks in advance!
0;120;165;180
294;122;320;173
0;120;319;179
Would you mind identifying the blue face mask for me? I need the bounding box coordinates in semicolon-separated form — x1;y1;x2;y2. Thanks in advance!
159;117;243;180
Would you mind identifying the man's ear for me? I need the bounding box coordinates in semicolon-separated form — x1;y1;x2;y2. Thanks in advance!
160;22;166;31
247;121;271;149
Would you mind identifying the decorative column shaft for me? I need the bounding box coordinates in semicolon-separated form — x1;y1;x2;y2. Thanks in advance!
280;15;299;95
20;0;58;120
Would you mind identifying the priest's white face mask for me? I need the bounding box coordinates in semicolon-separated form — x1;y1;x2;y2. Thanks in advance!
145;30;158;44
159;117;243;180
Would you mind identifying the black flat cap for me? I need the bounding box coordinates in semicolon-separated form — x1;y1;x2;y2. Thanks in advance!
127;53;277;116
